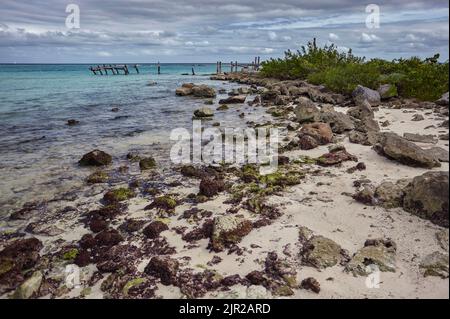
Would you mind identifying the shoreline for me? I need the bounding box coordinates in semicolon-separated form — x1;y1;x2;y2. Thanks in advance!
0;71;448;299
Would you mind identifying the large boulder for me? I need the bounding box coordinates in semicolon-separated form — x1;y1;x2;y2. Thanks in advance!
192;85;216;98
436;92;449;106
352;85;381;106
402;171;449;227
294;97;320;123
319;111;354;133
12;271;43;299
175;83;194;96
347;99;374;120
210;216;253;252
79;150;112;166
374;133;441;168
299;123;333;145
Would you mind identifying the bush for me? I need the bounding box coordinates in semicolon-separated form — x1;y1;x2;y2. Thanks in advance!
260;39;449;101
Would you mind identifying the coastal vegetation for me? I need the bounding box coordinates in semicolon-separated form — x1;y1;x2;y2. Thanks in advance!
260;39;449;101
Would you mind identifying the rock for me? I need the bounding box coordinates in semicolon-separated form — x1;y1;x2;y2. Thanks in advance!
403;133;437;144
402;171;449;227
218;95;246;104
374;181;406;208
145;195;177;212
300;235;348;269
299;122;333;145
12;271;43;299
216;104;229;111
419;251;449;278
175;83;194;96
436;230;449;252
426;147;449;162
79;234;96;249
381;120;390;127
79;150;112;166
300;277;320;294
194;107;214;118
374;133;441;168
111;107;119;112
353;185;377;206
199;178;225;197
210;216;253;252
0;238;42;273
192;85;216;98
316;147;358;166
348;99;374;120
319;111;354;133
143;221;169;239
377;84;398;100
411;114;425;121
294;97;320;123
436;92;449;106
86;171;109;184
139;157;156;170
25;222;64;237
144;256;179;285
95;229;124;247
89;219;109;233
74;249;91;267
245;271;266;286
126;151;140;162
298;134;319;150
67;119;80;126
346;239;396;276
103;188;136;204
352;85;381;106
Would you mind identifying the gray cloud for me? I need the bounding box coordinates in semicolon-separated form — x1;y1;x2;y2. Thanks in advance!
0;0;448;63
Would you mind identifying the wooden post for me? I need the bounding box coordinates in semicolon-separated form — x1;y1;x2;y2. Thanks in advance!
124;65;129;75
111;65;116;75
235;61;238;72
134;64;139;74
157;62;161;75
257;56;260;68
97;66;103;75
219;61;222;74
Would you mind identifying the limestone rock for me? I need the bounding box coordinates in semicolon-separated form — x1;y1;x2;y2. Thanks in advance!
300;235;348;269
436;92;449;106
352;85;381;106
346;239;396;276
403;171;449;227
193;107;214;118
377;84;398;100
374;133;441;168
294;97;320;123
79;150;112;166
12;271;43;299
419;251;449;278
210;216;253;252
299;122;333;145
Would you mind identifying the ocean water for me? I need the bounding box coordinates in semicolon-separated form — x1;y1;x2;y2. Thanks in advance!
0;64;267;214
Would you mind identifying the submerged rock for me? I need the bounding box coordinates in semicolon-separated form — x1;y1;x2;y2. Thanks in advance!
86;171;109;184
210;216;253;252
192;85;216;98
218;95;246;104
402;171;449;227
194;107;214;118
346;239;396;276
374;133;441;168
79;150;112;166
419;251;449;278
139;157;156;170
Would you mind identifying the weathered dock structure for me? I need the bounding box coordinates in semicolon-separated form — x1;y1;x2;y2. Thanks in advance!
89;64;140;75
216;56;261;74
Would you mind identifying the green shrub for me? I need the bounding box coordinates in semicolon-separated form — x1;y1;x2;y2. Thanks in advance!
260;39;449;101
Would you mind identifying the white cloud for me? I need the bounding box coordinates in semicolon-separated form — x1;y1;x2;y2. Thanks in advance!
328;33;339;41
360;33;381;43
97;51;112;57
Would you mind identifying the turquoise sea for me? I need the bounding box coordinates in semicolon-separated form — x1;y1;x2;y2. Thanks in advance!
0;63;265;213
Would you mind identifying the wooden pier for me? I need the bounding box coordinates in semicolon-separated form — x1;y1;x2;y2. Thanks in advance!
89;64;139;75
216;56;261;74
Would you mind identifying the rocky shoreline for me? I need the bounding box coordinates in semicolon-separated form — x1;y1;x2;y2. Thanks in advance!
0;71;448;299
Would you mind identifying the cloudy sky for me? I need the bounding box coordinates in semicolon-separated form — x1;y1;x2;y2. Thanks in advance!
0;0;448;63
